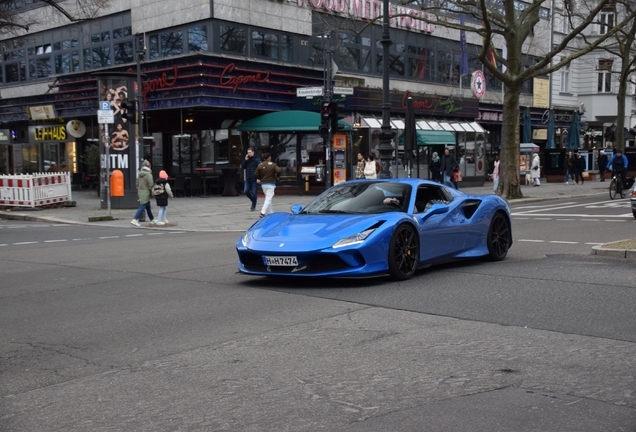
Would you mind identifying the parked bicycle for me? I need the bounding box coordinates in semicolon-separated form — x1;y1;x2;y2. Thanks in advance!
609;169;634;199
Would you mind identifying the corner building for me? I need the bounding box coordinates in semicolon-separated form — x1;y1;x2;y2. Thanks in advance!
0;0;546;191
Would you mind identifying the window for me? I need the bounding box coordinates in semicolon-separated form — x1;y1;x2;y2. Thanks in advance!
114;41;134;64
220;25;246;54
560;61;570;92
161;31;183;57
599;11;614;35
560;13;570;33
598;59;612;92
188;26;208;53
252;31;279;59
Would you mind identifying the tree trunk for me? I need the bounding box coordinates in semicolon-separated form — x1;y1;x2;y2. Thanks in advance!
499;84;523;199
615;49;632;152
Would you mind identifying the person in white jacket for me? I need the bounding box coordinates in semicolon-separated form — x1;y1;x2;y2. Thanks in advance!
363;155;379;179
530;153;541;187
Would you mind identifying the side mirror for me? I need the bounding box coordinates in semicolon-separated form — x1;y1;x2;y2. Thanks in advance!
290;204;303;214
421;203;449;222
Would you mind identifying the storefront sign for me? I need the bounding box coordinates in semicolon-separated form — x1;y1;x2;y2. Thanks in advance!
142;65;178;107
220;63;271;93
533;78;549;108
0;129;10;144
30;125;67;141
284;0;434;33
471;71;486;99
477;111;503;122
28;105;57;120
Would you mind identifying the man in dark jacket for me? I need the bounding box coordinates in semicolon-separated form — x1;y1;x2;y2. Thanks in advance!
240;147;261;211
597;149;608;182
574;151;586;184
439;148;458;189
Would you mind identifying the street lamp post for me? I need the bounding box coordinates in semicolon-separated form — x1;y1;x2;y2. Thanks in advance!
378;0;395;178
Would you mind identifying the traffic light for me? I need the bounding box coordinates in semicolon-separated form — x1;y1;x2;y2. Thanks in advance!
319;101;330;138
329;102;345;133
120;100;137;123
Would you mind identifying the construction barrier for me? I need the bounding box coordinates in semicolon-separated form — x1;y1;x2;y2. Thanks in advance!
0;172;73;207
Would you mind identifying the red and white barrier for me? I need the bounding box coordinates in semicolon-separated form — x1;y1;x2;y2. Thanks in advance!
0;173;72;207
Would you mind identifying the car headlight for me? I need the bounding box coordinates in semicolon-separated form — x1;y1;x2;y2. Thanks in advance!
332;229;375;249
241;231;250;247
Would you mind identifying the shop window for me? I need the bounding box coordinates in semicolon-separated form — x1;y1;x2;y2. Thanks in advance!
274;133;298;184
29;57;52;78
188;26;208;53
281;35;292;62
161;31;183;57
220;25;246;54
83;48;91;70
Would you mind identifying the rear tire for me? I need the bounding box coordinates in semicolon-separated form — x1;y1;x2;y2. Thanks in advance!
388;223;419;281
486;212;511;261
609;179;617;200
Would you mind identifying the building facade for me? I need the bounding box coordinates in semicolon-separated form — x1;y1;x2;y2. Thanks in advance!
1;0;553;189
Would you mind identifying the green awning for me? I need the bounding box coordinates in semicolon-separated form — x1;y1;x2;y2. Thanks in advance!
237;110;351;132
398;130;456;146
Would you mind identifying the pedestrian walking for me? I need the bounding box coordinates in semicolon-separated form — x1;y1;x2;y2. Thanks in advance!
531;153;541;187
240;147;261;211
430;152;441;183
597;149;608;182
574;151;585;184
363;155;379;179
439;148;458;189
492;154;500;193
152;170;174;225
564;151;574;184
355;152;366;179
131;160;155;226
255;152;281;218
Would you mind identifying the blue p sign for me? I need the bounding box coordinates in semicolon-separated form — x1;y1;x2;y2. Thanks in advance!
100;101;111;111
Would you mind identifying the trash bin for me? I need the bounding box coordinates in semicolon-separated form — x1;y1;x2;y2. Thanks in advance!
315;164;325;182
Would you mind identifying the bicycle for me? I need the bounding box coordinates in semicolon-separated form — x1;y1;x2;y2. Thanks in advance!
609;170;635;199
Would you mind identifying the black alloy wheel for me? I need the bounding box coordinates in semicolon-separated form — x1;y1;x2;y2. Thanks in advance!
388;223;419;280
486;212;511;261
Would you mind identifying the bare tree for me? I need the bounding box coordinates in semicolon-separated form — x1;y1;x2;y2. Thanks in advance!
0;0;108;35
580;0;636;152
397;0;636;198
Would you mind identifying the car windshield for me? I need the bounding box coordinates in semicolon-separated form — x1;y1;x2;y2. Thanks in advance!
302;182;412;214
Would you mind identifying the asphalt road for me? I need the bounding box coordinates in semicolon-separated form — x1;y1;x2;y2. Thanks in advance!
1;198;635;431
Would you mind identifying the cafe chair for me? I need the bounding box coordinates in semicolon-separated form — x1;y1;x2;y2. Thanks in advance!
189;174;202;196
174;175;187;197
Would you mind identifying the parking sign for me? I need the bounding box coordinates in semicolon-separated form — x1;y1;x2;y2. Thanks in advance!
100;101;110;111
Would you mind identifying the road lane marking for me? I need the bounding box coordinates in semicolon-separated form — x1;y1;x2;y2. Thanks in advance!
517;239;545;242
147;232;165;235
13;241;38;245
585;242;603;245
511;213;630;218
125;234;144;237
512;199;628;214
168;231;186;234
556;218;575;221
72;238;92;241
99;236;120;239
533;218;552;220
512;202;577;210
603;220;626;222
549;241;578;244
44;239;68;243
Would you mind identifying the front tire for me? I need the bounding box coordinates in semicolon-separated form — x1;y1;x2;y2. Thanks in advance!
388;223;419;280
486;212;511;261
620;183;627;199
609;179;617;200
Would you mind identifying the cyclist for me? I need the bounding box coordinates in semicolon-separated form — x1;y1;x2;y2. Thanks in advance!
606;148;628;191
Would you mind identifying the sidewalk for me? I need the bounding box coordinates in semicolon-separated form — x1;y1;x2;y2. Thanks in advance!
0;179;611;233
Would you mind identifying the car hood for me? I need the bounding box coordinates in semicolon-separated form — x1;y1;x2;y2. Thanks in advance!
249;213;392;243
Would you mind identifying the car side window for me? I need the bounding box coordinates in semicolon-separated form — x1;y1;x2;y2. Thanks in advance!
415;186;452;213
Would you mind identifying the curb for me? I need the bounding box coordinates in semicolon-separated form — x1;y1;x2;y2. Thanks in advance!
592;240;636;260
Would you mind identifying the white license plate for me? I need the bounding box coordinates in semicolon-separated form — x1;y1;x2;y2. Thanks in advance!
263;256;298;266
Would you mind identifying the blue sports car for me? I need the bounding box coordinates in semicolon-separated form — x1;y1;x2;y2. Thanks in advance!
236;178;512;280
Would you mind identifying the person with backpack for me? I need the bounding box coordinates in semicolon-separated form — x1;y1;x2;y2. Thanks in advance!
131;160;155;227
152;170;174;226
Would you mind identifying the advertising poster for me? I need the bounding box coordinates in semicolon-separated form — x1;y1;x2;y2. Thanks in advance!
96;75;138;208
